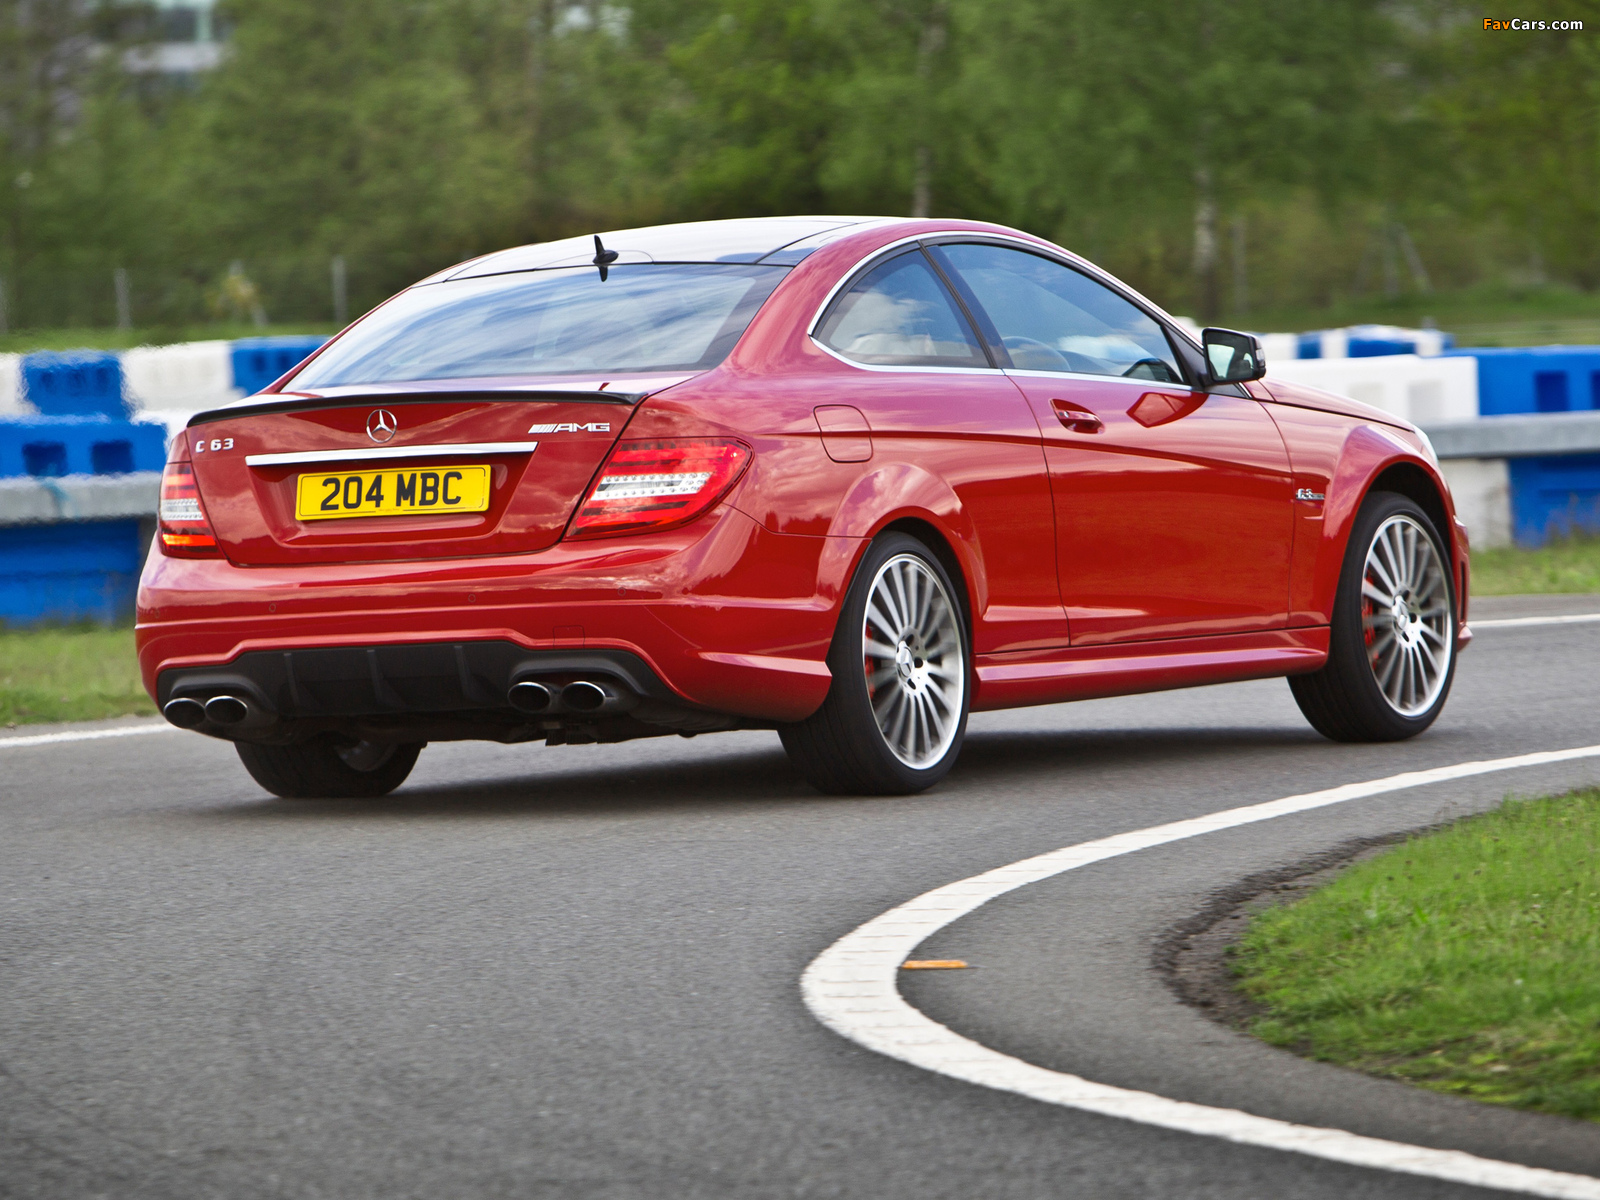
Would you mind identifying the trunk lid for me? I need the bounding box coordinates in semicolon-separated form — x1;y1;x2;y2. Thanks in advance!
187;384;668;565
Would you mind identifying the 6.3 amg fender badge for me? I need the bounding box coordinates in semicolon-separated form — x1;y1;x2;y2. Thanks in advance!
366;409;398;443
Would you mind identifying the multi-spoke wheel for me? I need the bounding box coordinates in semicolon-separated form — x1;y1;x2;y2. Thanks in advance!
862;553;966;769
781;533;970;794
1359;514;1453;716
1290;493;1458;741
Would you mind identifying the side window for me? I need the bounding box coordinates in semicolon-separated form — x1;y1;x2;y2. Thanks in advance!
816;250;988;368
934;244;1184;384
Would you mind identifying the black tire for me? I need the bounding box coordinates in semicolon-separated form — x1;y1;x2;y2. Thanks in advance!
235;736;423;799
780;533;970;794
1290;492;1457;742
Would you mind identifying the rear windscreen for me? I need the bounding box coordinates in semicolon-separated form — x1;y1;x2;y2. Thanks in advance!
287;263;789;387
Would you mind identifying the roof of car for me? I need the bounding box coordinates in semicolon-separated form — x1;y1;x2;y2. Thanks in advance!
438;216;905;280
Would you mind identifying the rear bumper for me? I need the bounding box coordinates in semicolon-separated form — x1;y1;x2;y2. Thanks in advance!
136;505;842;727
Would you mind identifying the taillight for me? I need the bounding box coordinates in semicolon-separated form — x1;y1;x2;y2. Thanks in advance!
158;462;222;557
567;439;751;539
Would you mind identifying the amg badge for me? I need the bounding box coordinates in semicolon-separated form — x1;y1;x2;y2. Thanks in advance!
528;421;611;434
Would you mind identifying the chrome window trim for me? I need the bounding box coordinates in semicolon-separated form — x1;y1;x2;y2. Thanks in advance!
245;441;540;467
810;336;1000;376
806;229;1204;376
806;235;996;374
806;234;944;338
1002;368;1194;389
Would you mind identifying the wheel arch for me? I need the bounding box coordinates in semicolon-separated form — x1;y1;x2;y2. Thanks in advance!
1368;461;1455;568
1306;424;1462;626
879;516;976;639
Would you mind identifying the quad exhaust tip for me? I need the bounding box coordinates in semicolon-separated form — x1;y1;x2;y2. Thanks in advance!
204;695;250;726
561;680;626;713
508;678;635;715
162;697;207;728
508;680;555;714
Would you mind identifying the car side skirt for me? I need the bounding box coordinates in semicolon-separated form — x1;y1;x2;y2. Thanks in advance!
971;627;1330;712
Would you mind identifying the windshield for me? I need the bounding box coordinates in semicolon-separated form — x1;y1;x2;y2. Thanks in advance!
287;263;789;388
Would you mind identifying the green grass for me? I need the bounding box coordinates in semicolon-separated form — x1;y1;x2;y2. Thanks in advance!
1471;536;1600;596
0;625;155;725
0;322;338;354
1234;788;1600;1121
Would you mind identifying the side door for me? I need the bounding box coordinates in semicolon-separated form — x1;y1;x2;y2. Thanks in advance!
928;241;1294;646
812;247;1068;655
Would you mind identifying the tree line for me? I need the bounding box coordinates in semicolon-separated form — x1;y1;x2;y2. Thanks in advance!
0;0;1594;330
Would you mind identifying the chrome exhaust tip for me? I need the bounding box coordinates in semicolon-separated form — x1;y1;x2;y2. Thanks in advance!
204;695;250;726
508;680;555;714
560;680;635;713
162;697;207;729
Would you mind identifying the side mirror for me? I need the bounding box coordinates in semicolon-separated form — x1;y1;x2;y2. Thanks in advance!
1202;327;1266;385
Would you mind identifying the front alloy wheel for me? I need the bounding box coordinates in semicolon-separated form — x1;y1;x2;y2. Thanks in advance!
1359;513;1453;717
1290;492;1457;741
781;533;970;794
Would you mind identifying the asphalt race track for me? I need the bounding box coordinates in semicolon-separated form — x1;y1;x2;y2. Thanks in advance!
5;594;1600;1199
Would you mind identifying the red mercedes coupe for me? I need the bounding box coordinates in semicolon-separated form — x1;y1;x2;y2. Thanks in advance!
136;217;1468;798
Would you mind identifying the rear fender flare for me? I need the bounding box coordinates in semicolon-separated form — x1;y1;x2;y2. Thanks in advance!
815;463;988;624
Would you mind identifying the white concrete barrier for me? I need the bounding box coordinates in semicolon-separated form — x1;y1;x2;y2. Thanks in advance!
0;471;163;525
1267;354;1479;425
0;354;29;417
121;339;239;435
1437;459;1512;549
1259;333;1299;367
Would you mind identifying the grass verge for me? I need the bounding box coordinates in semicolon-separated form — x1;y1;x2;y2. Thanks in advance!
1234;788;1600;1121
0;625;155;725
1471;536;1600;595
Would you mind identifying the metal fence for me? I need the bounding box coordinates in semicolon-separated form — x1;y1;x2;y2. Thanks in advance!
0;254;438;332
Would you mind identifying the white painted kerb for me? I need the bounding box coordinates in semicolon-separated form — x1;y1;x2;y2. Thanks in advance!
803;746;1600;1198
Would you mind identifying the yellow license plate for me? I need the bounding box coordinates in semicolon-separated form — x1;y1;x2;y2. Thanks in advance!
295;465;492;521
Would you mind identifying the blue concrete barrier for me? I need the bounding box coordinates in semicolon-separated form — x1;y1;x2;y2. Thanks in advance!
1295;325;1455;360
0;418;166;480
230;335;327;396
1436;347;1600;543
0;518;146;626
20;350;126;417
1444;345;1600;416
0;335;326;626
1507;455;1600;545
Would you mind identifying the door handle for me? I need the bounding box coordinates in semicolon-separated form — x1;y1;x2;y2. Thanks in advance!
1050;399;1103;434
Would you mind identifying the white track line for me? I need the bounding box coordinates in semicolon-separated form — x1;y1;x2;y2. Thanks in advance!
1475;613;1600;630
803;746;1600;1198
0;723;175;750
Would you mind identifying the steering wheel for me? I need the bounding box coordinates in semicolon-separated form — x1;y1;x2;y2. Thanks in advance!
1122;357;1180;382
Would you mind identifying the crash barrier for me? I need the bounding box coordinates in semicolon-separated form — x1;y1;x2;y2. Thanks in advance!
1266;345;1600;547
1266;354;1478;426
0;330;1595;624
1256;324;1453;362
1425;413;1600;548
1442;345;1600;417
0;335;323;624
0;333;326;433
0;476;160;626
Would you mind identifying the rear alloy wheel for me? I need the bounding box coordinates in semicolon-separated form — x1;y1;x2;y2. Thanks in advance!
1290;493;1456;741
235;736;423;799
781;533;969;794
